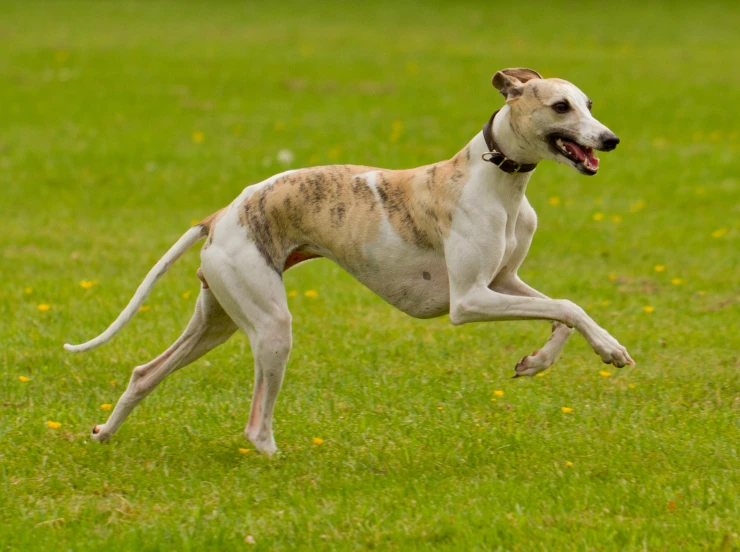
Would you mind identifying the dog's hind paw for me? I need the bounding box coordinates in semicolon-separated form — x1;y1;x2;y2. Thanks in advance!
513;349;553;378
90;424;110;443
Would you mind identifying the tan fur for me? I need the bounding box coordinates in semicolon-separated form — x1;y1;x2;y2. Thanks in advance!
238;165;380;272
234;148;470;273
373;146;470;250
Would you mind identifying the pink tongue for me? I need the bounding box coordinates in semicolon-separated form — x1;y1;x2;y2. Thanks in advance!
564;141;587;162
565;140;600;168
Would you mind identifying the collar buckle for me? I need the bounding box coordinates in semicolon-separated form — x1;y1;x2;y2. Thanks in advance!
481;150;523;173
481;110;537;174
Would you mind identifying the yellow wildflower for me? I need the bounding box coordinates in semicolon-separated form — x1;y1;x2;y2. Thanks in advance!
79;280;98;289
182;290;192;299
138;305;150;312
287;290;298;297
627;383;636;389
494;390;504;397
548;196;561;206
437;405;444;411
561;407;573;413
643;306;655;313
611;215;622;223
37;304;50;312
239;448;251;454
100;404;112;411
608;273;617;282
671;278;682;285
629;200;646;213
192;131;205;143
24;287;33;294
490;398;497;402
312;437;324;445
711;228;728;238
304;290;318;298
565;461;573;468
599;371;611;377
654;265;665;273
19;376;31;382
46;421;62;429
592;212;604;221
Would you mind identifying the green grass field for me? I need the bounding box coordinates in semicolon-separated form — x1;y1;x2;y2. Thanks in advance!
2;1;739;549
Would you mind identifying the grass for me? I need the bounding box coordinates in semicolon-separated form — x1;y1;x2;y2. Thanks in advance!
1;0;739;549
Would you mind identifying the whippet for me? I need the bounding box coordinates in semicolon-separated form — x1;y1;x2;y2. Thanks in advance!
65;68;634;454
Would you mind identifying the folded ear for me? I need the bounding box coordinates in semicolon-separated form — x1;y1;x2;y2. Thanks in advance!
492;68;543;101
500;68;543;83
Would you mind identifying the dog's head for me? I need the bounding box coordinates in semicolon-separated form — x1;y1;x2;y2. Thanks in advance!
492;68;619;175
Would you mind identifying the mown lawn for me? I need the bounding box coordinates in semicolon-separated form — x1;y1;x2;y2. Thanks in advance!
1;1;739;550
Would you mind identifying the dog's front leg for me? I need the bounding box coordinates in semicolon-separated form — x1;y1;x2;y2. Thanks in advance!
446;245;633;368
490;275;574;376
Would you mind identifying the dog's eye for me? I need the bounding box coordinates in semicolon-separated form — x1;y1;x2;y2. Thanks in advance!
552;102;570;114
587;100;593;112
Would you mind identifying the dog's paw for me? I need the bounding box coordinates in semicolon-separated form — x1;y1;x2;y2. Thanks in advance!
245;428;279;456
513;349;554;378
589;329;634;368
90;424;111;443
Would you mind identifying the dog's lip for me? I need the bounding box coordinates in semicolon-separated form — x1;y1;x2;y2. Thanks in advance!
548;134;600;174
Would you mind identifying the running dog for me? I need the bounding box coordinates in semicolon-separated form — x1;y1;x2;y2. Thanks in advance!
65;68;634;454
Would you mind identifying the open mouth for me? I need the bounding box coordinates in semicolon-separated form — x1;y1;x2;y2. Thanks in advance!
550;136;600;175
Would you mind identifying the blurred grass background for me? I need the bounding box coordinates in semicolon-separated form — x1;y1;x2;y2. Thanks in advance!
1;1;739;550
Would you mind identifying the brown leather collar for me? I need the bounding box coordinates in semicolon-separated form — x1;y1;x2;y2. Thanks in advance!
481;110;538;174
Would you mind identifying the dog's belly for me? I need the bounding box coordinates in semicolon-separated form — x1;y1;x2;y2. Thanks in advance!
321;244;451;319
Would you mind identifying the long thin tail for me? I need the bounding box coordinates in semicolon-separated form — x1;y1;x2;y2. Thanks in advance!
64;225;207;353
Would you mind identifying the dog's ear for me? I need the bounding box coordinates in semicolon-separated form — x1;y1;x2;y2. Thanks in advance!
492;68;543;101
500;68;543;83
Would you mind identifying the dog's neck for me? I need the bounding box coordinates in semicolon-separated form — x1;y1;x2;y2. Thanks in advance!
490;104;540;166
465;105;536;197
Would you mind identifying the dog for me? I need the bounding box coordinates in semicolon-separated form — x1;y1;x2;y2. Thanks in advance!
65;68;634;454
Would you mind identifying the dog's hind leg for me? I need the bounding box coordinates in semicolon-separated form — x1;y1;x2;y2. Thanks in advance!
241;313;291;456
90;286;238;442
489;276;575;377
200;243;292;456
513;321;574;377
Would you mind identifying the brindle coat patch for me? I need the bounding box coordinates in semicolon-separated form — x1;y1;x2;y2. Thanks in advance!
238;165;380;273
234;150;470;274
374;146;470;250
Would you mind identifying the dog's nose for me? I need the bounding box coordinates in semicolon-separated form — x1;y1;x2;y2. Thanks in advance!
601;134;620;151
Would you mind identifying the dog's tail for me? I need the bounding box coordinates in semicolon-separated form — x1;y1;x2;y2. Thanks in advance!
63;224;207;353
